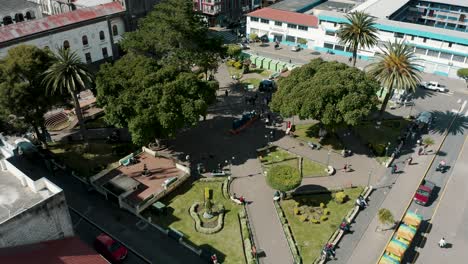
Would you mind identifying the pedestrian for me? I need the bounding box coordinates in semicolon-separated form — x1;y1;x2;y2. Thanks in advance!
439;237;447;248
407;156;413;165
225;89;229;97
418;147;424;156
348;57;352;63
289;59;292;63
325;243;336;259
239;196;245;204
391;164;398;174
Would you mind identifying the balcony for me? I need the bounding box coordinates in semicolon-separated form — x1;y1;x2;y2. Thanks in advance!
202;5;222;15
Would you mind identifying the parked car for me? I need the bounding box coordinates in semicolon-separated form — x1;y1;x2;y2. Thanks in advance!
291;45;301;52
94;233;128;263
420;81;448;92
413;180;435;206
259;79;276;92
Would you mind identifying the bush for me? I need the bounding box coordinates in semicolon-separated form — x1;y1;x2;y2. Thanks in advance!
249;33;258;42
310;218;320;224
205;187;212;200
299;215;308;222
378;208;394;226
320;215;328;221
227;44;242;58
233;61;242;69
266;165;302;192
226;60;236;66
372;143;387;156
294;207;300;215
320;202;326;208
324;208;330;215
335;191;347;204
239;208;246;219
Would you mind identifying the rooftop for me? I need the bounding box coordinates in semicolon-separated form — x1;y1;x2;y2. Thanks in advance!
96;151;185;206
0;0;38;17
248;8;319;27
71;0;114;7
7;151;52;181
0;236;110;264
352;0;410;18
311;0;358;13
0;170;45;223
0;2;125;44
421;0;468;7
269;0;321;12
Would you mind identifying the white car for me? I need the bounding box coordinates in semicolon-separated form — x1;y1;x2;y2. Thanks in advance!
420;81;448;92
291;45;301;52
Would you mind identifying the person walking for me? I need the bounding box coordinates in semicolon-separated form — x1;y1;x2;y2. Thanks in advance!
406;156;413;165
439;237;447;248
391;164;398;174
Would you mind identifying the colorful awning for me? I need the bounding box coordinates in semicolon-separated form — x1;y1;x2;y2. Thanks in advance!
386;238;408;257
403;211;422;227
396;224;417;242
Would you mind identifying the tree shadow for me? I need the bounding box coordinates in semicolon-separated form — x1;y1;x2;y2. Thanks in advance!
429;110;468;136
411;87;437;100
199;244;227;263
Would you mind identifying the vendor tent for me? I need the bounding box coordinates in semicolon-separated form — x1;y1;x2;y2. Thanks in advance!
396;224;417;242
379;254;401;264
386;238;408;258
403;211;422;227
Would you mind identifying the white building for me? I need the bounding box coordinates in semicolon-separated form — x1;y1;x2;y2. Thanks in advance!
246;0;468;78
0;135;74;248
0;1;126;64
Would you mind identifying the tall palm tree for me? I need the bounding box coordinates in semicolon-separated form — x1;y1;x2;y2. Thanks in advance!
337;11;378;67
367;40;422;117
43;47;93;141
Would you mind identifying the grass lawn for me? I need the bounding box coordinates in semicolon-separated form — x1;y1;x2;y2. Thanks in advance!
354;118;410;156
260;148;298;168
241;78;261;88
150;180;243;264
249;68;272;77
226;64;243;78
281;187;363;263
294;122;344;150
302;158;328;177
48;141;136;177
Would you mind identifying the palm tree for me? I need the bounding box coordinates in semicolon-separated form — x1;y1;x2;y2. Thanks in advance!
367;41;422;117
337;11;378;67
43;47;93;141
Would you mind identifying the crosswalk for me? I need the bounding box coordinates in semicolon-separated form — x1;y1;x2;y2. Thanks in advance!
451;99;468;116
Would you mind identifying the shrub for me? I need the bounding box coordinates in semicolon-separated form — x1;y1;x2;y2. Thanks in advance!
226;59;235;66
233;61;242;69
320;215;328;221
294;207;300;215
373;143;387;156
299;215;308;222
324;208;330;215
266;165;302;192
335;191;348;204
227;44;242;58
310;218;320;224
320;202;326;208
204;187;212;200
378;208;394;226
297;38;307;45
239;208;246;219
249;33;258;42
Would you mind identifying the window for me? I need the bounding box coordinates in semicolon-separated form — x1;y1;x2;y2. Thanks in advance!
427;50;439;57
250;17;259;22
82;35;88;46
334;45;345;51
325;31;336;36
287;24;297;29
102;47;108;58
285;35;295;42
333;22;337;27
394;32;404;38
99;31;105;41
85;52;92;63
274;21;282;26
260;18;269;24
411;35;415;40
439;52;451;60
452;55;466;62
415;47;427;55
112;25;118;36
324;43;334;49
63;40;70;49
298;25;308;31
447;23;456;28
423;38;427;43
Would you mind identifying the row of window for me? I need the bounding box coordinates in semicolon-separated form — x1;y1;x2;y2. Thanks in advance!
63;26;119;50
250;17;308;31
390;31;465;48
83;48;109;63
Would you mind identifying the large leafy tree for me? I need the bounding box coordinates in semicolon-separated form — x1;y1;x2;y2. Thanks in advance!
337;11;378;67
96;54;217;146
43;47;94;141
367;41;422;116
0;45;60;146
271;59;379;129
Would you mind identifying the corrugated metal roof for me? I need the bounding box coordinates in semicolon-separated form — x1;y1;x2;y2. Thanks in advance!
0;2;125;43
247;7;319;27
422;0;467;7
352;0;410;19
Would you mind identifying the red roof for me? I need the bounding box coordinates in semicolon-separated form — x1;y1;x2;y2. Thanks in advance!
0;2;125;43
0;237;110;264
247;8;318;28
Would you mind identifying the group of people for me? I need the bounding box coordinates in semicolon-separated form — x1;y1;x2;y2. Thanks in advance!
356;195;367;209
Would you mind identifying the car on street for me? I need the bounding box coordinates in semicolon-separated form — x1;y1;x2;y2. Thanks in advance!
94;233;128;263
414;180;436;206
291;45;302;52
420;81;448;92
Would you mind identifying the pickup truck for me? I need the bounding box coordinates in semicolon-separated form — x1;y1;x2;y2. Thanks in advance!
414;180;436;206
420;81;448;92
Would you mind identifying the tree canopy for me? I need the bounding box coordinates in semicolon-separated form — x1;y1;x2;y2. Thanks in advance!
96;54;217;146
97;0;224;146
457;68;468;81
0;45;61;145
271;59;379;128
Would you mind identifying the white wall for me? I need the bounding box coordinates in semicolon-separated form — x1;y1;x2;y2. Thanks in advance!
247;17;316;45
0;17;125;64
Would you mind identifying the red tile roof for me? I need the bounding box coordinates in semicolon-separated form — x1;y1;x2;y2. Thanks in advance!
0;237;110;264
0;2;125;43
247;8;318;27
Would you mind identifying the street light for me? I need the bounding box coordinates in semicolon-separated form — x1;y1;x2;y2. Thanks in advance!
326;150;331;166
385;142;391;157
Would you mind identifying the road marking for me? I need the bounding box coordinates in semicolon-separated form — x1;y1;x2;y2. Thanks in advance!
465;110;468;117
451;109;459;113
460;100;467;113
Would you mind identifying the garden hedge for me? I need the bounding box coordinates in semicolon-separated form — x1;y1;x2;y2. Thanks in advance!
267;165;302;192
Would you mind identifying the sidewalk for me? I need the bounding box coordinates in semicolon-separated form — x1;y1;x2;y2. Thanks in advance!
344;131;445;264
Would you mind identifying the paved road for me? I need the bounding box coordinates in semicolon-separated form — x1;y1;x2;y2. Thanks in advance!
44;170;205;264
70;210;147;264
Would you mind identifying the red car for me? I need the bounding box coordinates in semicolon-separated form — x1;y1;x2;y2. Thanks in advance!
414;180;435;206
94;233;128;263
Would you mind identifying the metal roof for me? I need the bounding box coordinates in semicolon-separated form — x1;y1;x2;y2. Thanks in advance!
352;0;410;18
0;2;125;43
422;0;468;8
247;8;319;27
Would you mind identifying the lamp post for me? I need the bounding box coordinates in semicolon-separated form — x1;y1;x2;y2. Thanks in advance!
326;150;331;167
385;142;391;157
265;134;269;145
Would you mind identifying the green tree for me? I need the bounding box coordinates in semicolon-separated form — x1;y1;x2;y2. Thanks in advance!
367;41;422;117
43;47;94;142
121;0;225;70
249;33;258;43
0;45;60;146
96;54;217;146
226;44;242;59
377;208;394;228
457;68;468;83
266;165;302;192
337;11;378;67
271;59;379;129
